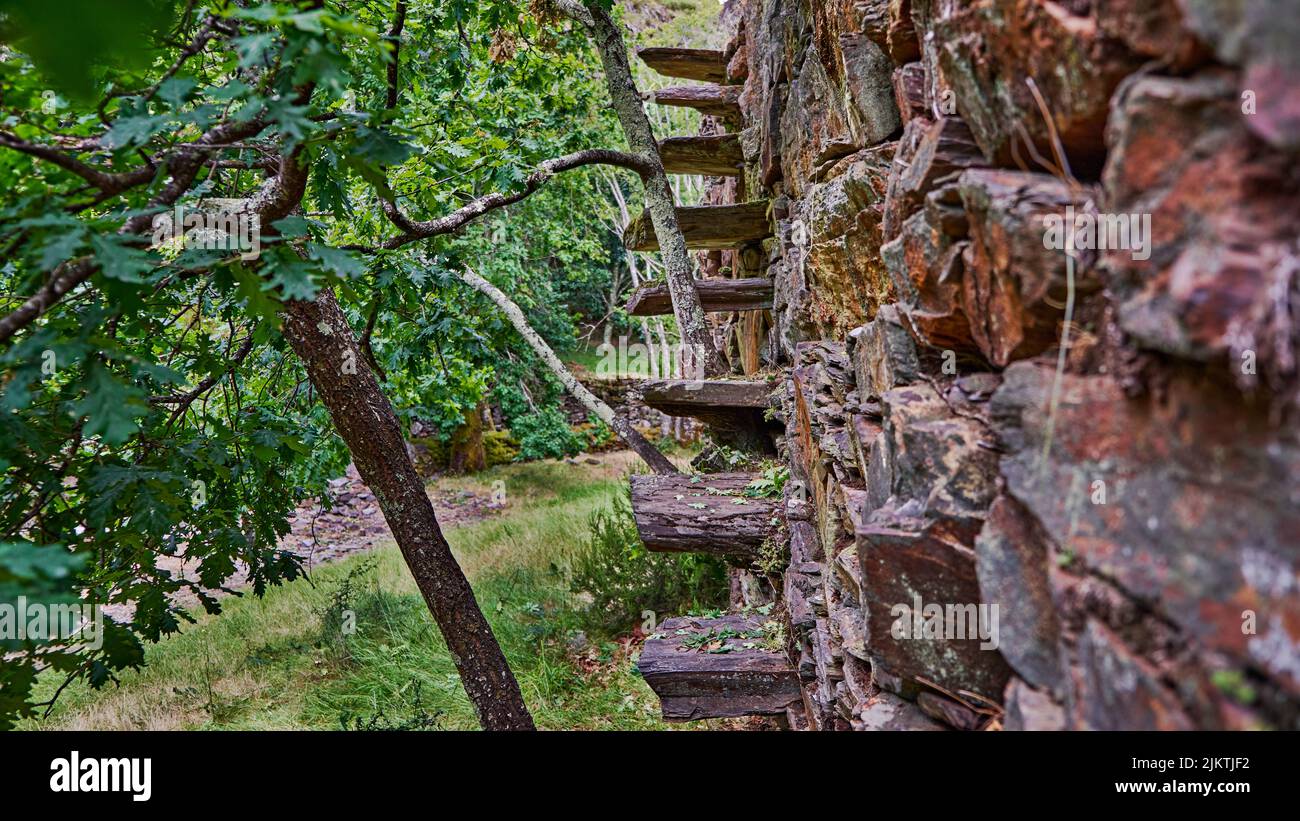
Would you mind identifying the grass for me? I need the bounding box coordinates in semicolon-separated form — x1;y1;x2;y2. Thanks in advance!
24;452;705;731
563;340;654;379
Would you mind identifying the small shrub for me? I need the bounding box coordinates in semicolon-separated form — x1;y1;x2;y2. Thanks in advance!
744;463;789;498
567;491;728;641
316;559;377;663
410;437;449;475
483;430;521;466
338;681;445;731
511;408;584;460
691;441;761;472
578;414;615;452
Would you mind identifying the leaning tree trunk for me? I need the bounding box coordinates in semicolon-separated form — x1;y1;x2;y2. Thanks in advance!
459;267;680;475
281;288;534;731
578;2;726;378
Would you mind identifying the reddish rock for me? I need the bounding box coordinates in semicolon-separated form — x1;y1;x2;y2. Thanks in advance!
726;26;750;84
1003;676;1067;731
882;117;983;239
780;29;898;197
892;62;929;123
931;0;1153;172
850;303;922;402
801;145;896;338
1104;71;1300;386
1069;619;1194;731
785;560;822;635
857;510;1012;700
976;494;1064;695
956;168;1102;367
917;690;983;730
990;361;1300;697
857;691;947;731
885;0;920;63
1095;0;1202;68
881;382;999;523
1178;0;1300;150
883;212;978;355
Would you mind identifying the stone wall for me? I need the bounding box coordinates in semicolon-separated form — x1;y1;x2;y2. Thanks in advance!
711;0;1299;730
561;375;695;443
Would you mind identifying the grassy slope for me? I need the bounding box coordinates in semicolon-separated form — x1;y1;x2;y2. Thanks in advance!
26;454;695;731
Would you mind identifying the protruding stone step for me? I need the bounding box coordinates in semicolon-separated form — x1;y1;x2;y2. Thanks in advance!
627;277;772;317
637;47;730;84
640;378;772;414
652;85;742;120
629;472;777;557
639;377;777;453
623;202;772;252
658;134;744;177
638;613;801;721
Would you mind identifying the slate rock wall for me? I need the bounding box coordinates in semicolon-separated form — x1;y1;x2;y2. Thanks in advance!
709;0;1300;730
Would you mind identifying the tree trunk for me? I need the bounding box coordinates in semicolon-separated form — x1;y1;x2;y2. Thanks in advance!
641;318;659;379
449;402;487;474
458;267;679;475
579;2;726;378
280;288;534;731
656;318;674;440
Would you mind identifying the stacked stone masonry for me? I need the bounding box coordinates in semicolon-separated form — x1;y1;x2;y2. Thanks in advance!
648;0;1300;730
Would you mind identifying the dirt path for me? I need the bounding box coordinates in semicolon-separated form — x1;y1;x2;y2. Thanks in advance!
285;463;503;571
105;464;504;621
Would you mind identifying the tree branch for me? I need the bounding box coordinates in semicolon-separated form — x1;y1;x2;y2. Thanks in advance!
0;131;156;195
458;265;679;475
151;334;257;426
576;2;725;377
385;1;409;111
551;0;594;27
0;118;295;347
379;148;651;249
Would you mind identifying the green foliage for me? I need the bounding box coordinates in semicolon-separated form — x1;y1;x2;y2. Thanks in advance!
338;679;446;731
0;0;707;727
483;431;522;467
1211;669;1258;706
744;464;790;499
316;558;378;664
1;0;177;99
580;414;616;451
567;491;728;641
512;408;584;461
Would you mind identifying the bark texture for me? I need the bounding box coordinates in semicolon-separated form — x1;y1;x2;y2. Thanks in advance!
657;134;744;177
281;289;535;731
629;472;776;556
622;202;772;252
627;277;772;317
637;613;801;721
652;85;744;121
636;47;731;84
